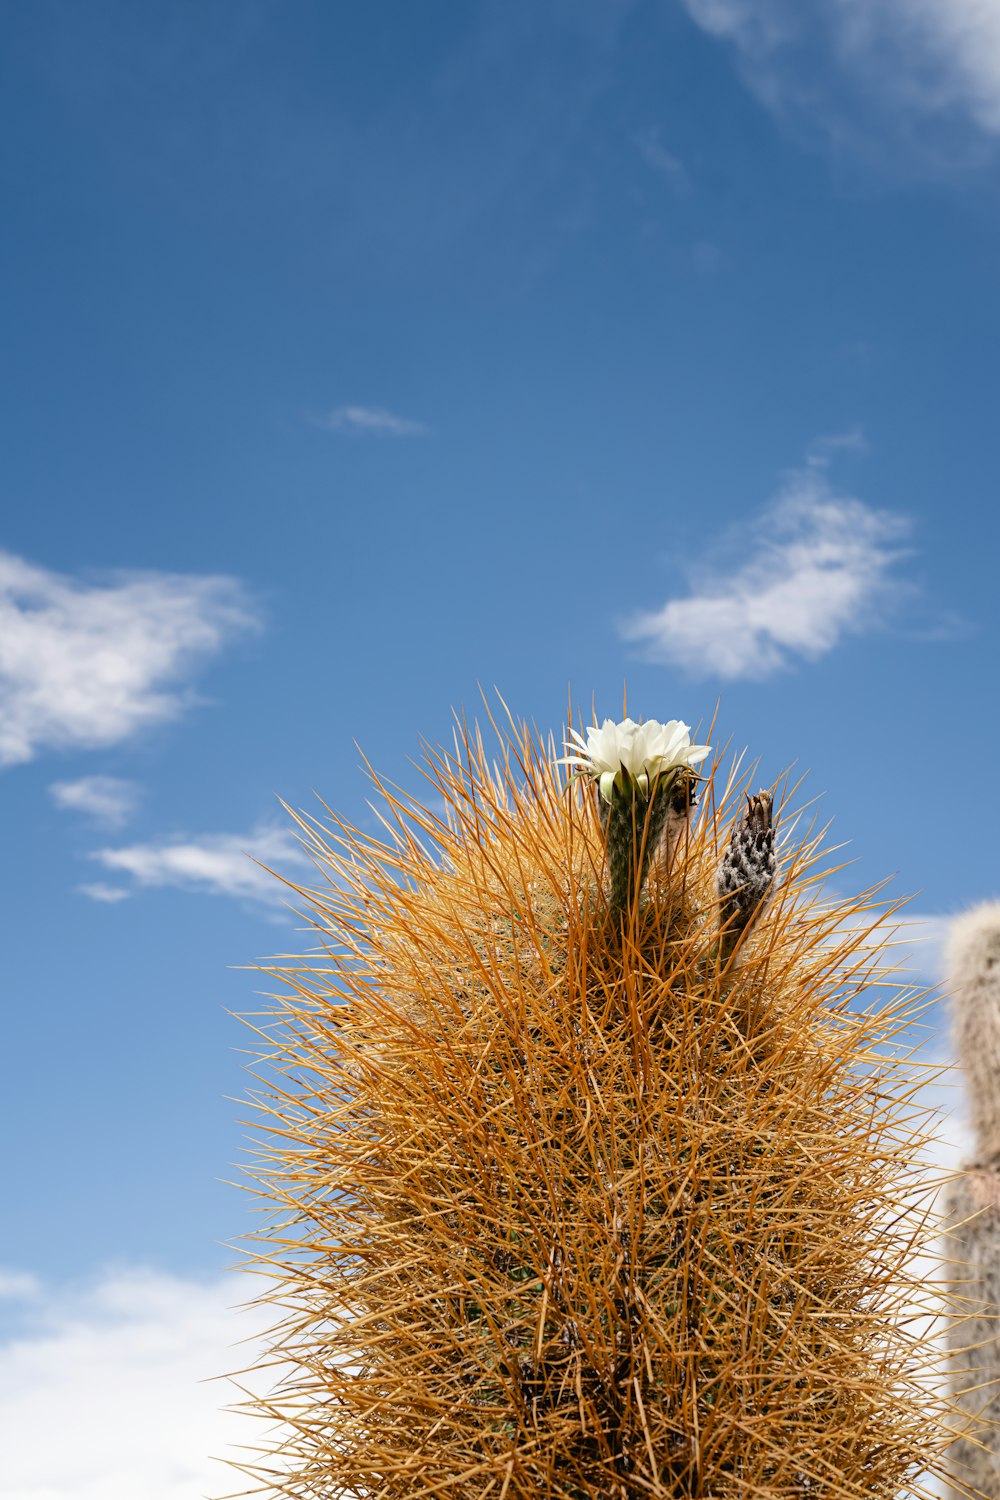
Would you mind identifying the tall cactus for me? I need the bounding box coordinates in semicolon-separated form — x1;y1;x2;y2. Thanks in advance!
943;902;1000;1498
237;708;967;1499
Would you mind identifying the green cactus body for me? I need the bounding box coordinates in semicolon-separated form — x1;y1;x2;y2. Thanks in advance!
238;714;967;1499
597;773;675;914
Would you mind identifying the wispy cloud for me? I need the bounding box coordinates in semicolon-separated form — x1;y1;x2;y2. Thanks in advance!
312;404;429;437
805;426;869;467
691;240;724;274
0;1265;279;1500
0;1269;41;1301
635;127;692;194
622;467;913;678
680;0;788;54
680;0;1000;161
0;552;259;768
76;881;133;905
50;776;140;827
88;824;312;906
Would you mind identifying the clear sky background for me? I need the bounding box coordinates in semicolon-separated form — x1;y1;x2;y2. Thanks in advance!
1;2;998;1495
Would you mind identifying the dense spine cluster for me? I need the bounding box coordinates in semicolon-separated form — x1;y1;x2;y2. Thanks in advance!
236;710;967;1500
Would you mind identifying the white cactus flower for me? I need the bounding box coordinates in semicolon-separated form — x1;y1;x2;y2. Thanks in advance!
560;717;711;804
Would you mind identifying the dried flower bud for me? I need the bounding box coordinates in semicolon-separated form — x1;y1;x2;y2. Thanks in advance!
717;790;776;956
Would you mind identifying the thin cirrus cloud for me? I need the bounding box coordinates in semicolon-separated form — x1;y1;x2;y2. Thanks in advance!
312;404;429;437
0;1265;283;1500
86;824;313;906
680;0;1000;158
0;550;259;768
49;775;140;827
621;468;913;679
77;881;133;905
0;1269;41;1300
635;127;692;195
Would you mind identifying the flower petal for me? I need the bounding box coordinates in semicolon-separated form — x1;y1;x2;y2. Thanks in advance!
559;714;710;794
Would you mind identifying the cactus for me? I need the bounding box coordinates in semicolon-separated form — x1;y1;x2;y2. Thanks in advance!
943;902;1000;1498
237;708;966;1499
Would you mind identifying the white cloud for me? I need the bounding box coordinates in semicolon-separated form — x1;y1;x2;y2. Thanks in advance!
89;824;312;906
0;1265;281;1500
313;404;428;437
50;776;139;827
0;552;258;768
680;0;1000;154
889;910;953;987
622;468;912;678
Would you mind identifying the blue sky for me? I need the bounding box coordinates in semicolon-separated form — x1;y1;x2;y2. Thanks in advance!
2;2;999;1493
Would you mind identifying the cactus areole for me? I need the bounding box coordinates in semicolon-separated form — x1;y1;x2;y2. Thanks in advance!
239;705;967;1499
